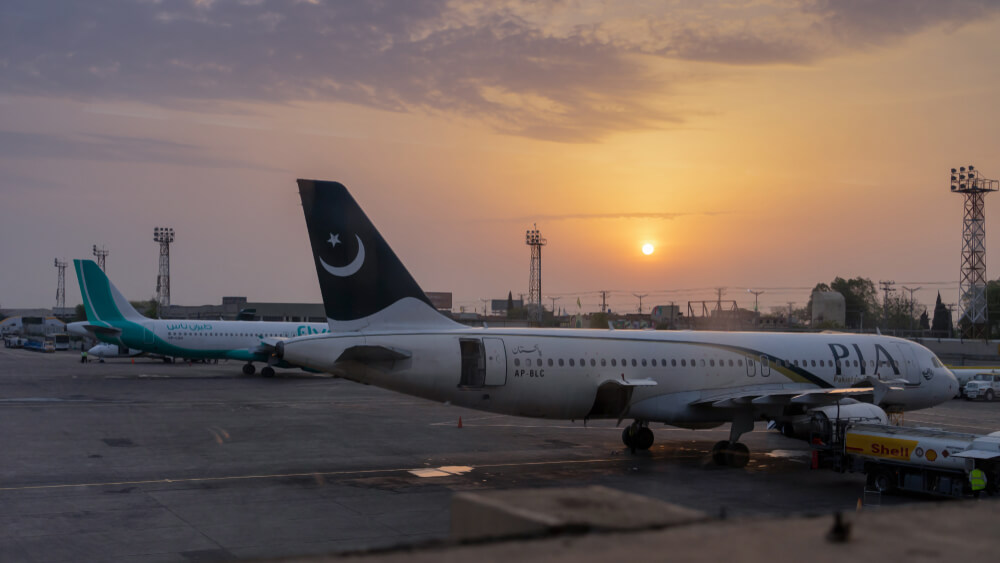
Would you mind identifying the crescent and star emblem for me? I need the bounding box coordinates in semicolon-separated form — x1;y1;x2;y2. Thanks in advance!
319;233;365;277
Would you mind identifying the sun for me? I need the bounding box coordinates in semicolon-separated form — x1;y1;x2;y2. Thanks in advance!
641;243;655;255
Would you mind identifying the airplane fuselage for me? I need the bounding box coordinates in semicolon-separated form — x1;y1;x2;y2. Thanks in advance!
92;318;329;362
280;327;956;423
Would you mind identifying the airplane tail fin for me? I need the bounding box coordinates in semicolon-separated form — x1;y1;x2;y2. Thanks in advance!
73;259;148;323
297;179;459;331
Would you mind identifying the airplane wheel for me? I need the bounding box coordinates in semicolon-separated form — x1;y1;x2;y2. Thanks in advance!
635;427;655;450
870;469;895;493
711;441;730;466
726;443;750;468
622;427;635;448
242;363;256;376
261;366;275;378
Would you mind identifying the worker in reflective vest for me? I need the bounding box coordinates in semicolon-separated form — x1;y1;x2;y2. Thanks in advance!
970;468;987;496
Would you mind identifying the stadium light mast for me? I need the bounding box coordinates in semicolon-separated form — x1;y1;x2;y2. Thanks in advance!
526;225;547;325
153;227;175;311
92;244;109;272
951;165;999;339
54;258;67;311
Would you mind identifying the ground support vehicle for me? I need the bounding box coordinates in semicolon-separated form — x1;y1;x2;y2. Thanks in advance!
811;421;1000;498
964;373;1000;401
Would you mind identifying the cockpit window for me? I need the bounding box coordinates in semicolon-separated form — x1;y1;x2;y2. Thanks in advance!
931;357;943;368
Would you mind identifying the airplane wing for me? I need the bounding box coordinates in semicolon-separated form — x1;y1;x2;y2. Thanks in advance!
691;378;904;409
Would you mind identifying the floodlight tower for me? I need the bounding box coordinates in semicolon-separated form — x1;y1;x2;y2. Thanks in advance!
92;244;109;272
525;225;547;324
153;227;175;310
951;165;999;339
54;258;67;311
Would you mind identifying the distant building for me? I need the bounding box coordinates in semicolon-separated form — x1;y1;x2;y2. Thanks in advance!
0;316;66;336
491;298;524;314
651;305;681;326
161;292;453;321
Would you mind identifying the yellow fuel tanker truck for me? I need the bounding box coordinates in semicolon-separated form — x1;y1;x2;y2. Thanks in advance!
813;422;1000;497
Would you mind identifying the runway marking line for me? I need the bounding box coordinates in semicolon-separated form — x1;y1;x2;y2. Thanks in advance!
0;457;633;493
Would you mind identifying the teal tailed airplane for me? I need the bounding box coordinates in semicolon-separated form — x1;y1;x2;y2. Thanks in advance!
73;259;327;377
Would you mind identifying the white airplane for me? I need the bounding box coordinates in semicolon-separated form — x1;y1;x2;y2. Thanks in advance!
88;343;143;361
72;260;330;377
274;180;958;466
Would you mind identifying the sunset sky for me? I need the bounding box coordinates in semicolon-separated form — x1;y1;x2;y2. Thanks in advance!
2;1;1000;317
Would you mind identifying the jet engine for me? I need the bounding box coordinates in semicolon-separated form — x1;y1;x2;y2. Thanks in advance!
775;401;888;441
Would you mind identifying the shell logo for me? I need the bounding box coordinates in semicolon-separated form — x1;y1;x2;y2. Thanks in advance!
926;449;938;462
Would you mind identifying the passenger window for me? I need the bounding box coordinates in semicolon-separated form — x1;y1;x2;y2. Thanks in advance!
611;359;617;367
569;359;575;367
590;359;596;367
601;359;606;367
729;359;734;367
671;359;677;367
662;359;667;366
700;359;706;367
536;359;542;367
580;359;585;366
811;360;816;367
651;359;657;367
514;359;521;366
547;359;553;367
681;359;687;367
709;359;715;367
631;359;637;367
558;359;564;367
642;359;647;367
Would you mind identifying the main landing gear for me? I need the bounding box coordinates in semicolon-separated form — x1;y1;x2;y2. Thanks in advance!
242;363;256;376
260;366;275;378
621;421;655;451
711;411;754;468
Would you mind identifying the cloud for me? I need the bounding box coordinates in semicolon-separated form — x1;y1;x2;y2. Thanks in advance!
502;211;727;222
2;0;997;141
0;130;283;171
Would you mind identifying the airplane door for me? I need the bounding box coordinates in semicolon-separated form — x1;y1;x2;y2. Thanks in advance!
143;323;155;347
483;338;507;386
893;343;920;384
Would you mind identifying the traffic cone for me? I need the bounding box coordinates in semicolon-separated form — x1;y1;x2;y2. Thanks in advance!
457;417;463;429
856;498;863;512
131;358;134;364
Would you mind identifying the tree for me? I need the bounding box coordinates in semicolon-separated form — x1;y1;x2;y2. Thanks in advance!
74;304;87;322
506;291;514;318
808;277;878;329
931;292;952;337
919;309;930;331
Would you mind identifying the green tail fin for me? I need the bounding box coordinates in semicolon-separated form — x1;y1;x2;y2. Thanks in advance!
74;259;147;323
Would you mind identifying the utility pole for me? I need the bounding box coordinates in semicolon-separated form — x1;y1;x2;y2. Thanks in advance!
479;298;490;316
599;290;608;314
901;286;921;331
879;280;895;330
549;296;561;316
633;293;648;314
748;289;764;328
92;245;109;273
715;287;726;313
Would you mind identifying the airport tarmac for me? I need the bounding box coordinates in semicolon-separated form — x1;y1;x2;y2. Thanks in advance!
1;348;998;562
